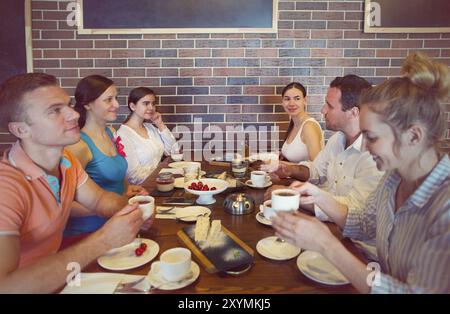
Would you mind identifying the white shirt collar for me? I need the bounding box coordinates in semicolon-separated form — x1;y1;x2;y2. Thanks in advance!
348;133;363;152
335;131;363;152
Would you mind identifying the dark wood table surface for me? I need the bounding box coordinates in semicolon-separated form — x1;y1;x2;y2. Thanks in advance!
84;158;361;294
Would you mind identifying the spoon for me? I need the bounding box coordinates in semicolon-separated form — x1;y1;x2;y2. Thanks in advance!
176;212;208;221
156;206;175;214
115;271;194;293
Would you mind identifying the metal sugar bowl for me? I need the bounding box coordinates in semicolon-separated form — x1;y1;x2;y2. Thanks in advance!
223;193;255;215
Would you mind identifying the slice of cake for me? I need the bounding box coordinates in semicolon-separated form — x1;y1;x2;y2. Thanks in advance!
195;216;210;242
217;171;227;180
207;220;222;244
225;177;237;188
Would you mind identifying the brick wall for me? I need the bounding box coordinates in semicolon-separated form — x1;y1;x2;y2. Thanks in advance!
1;0;449;154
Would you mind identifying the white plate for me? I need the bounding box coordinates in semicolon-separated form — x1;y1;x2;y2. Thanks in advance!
147;261;200;290
60;273;144;294
175;206;211;222
174;177;185;188
296;250;350;285
256;236;301;261
174;173;206;189
248;152;279;163
245;180;272;189
168;161;201;169
97;239;159;271
255;211;272;226
159;168;183;175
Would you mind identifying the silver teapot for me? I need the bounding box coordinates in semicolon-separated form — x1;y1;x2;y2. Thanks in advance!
223;193;255;215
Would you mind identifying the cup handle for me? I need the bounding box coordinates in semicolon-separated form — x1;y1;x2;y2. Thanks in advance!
150;261;161;273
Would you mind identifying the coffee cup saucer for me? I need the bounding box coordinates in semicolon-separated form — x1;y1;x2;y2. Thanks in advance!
245;180;272;189
147;261;200;290
256;236;301;261
255;210;272;226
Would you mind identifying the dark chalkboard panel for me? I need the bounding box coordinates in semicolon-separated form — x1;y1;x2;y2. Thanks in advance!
178;225;254;273
365;0;450;33
0;0;33;84
79;0;277;34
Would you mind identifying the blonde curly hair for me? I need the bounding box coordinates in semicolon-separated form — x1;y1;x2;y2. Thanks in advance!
360;53;450;153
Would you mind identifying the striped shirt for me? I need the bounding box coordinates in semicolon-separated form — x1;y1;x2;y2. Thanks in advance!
343;154;450;293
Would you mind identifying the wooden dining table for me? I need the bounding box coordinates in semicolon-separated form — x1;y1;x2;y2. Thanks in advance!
83;157;363;294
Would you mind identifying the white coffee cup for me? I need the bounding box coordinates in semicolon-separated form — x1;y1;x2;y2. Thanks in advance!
170;143;183;161
251;170;270;187
271;189;300;212
128;195;155;220
261;200;275;219
159;247;191;282
171;153;183;162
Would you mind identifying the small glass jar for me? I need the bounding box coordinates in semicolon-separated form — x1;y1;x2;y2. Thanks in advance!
156;172;174;192
231;159;248;178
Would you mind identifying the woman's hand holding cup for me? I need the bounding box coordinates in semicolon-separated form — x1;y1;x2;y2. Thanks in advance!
271;188;300;213
289;181;326;208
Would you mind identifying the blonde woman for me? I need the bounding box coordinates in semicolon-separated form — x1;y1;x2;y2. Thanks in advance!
273;53;450;293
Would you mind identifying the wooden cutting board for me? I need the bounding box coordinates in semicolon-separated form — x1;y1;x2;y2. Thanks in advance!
177;224;254;273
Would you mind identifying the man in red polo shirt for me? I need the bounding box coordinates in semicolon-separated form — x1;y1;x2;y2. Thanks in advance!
0;73;145;293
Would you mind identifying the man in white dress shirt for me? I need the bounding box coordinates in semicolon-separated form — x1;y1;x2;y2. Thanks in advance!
267;75;384;259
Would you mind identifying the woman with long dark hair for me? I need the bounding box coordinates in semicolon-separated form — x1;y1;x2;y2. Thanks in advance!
280;82;323;163
64;75;147;236
117;87;176;184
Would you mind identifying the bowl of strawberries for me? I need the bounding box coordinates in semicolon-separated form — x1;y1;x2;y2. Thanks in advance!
184;178;228;205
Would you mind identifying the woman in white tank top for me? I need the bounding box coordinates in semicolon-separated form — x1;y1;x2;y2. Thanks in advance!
280;82;324;163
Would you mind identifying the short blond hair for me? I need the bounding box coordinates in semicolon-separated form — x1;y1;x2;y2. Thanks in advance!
360;53;450;152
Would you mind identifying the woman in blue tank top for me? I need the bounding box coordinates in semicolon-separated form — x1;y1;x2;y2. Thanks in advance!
64;75;147;236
